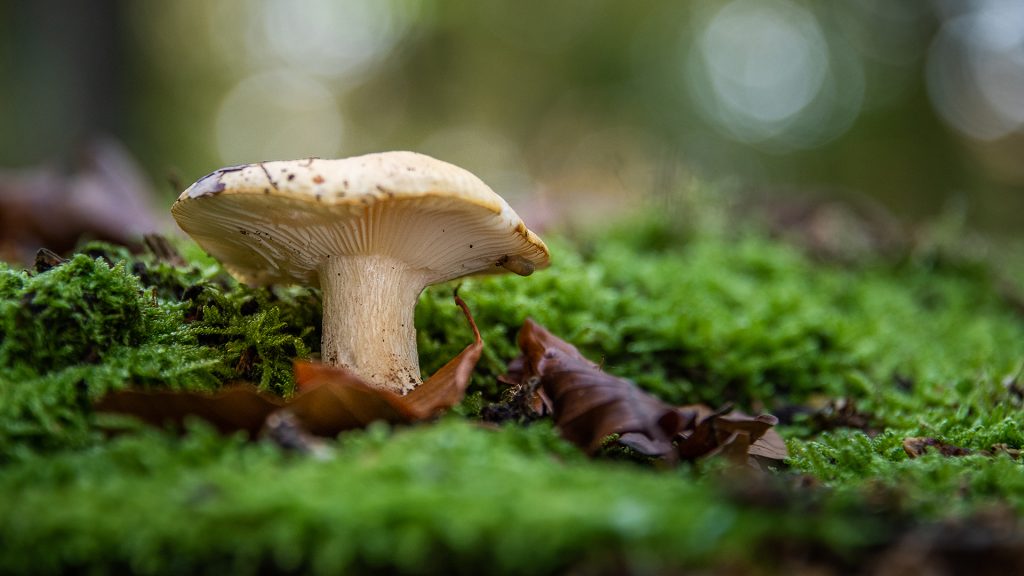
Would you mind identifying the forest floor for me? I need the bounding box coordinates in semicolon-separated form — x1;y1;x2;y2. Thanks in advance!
2;192;1024;575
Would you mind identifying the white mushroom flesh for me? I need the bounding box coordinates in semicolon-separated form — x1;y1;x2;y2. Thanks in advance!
320;254;425;392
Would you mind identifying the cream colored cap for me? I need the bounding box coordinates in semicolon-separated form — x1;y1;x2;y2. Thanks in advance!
172;151;549;286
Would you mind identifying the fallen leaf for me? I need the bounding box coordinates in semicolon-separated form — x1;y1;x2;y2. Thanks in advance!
510;318;681;456
0;138;166;264
33;248;67;273
673;406;787;465
94;385;283;438
403;292;484;417
503;319;787;464
902;438;1022;460
902;437;973;459
987;444;1022;459
774;396;876;436
287;291;483;435
748;429;789;461
480;372;548;424
285;365;415;435
96;292;483;438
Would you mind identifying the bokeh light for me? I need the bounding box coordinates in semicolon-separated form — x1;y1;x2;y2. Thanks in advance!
252;0;408;79
686;0;864;150
927;0;1024;141
2;1;1024;233
417;125;532;202
215;70;344;164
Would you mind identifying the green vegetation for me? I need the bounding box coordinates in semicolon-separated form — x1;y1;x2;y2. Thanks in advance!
1;207;1023;573
0;419;888;575
0;245;318;457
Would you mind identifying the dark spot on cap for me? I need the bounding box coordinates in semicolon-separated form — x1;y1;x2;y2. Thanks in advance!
258;163;279;189
315;193;322;201
263;188;270;194
187;172;226;198
219;163;249;174
287;174;296;181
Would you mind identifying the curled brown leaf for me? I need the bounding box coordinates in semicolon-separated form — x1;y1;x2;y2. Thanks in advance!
94;385;283;438
0;138;165;264
503;319;787;464
96;292;483;438
510;318;680;456
676;406;787;465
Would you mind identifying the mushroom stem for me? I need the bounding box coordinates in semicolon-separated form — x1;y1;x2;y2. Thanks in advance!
318;254;426;394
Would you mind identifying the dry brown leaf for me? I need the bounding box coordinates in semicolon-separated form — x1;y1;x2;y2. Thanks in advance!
902;437;974;458
0;138;165;264
94;385;283;437
286;364;416;435
749;429;789;461
504;319;787;464
510;318;680;456
404;293;484;417
679;411;788;465
287;291;483;435
96;292;483;438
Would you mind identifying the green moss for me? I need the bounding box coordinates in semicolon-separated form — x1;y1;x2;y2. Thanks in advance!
1;206;1023;573
420;226;1024;410
0;420;885;575
0;265;26;298
0;247;319;458
0;255;152;370
788;429;1024;518
178;282;317;395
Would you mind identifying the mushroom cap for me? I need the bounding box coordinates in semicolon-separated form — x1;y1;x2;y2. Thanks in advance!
171;152;549;286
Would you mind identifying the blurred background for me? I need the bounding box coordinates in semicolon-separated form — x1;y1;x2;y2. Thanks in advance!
1;0;1022;257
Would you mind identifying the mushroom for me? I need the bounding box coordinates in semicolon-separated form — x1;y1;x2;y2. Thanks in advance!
171;151;549;394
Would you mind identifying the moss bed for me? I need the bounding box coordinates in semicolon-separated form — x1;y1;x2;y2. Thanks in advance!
2;203;1024;574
